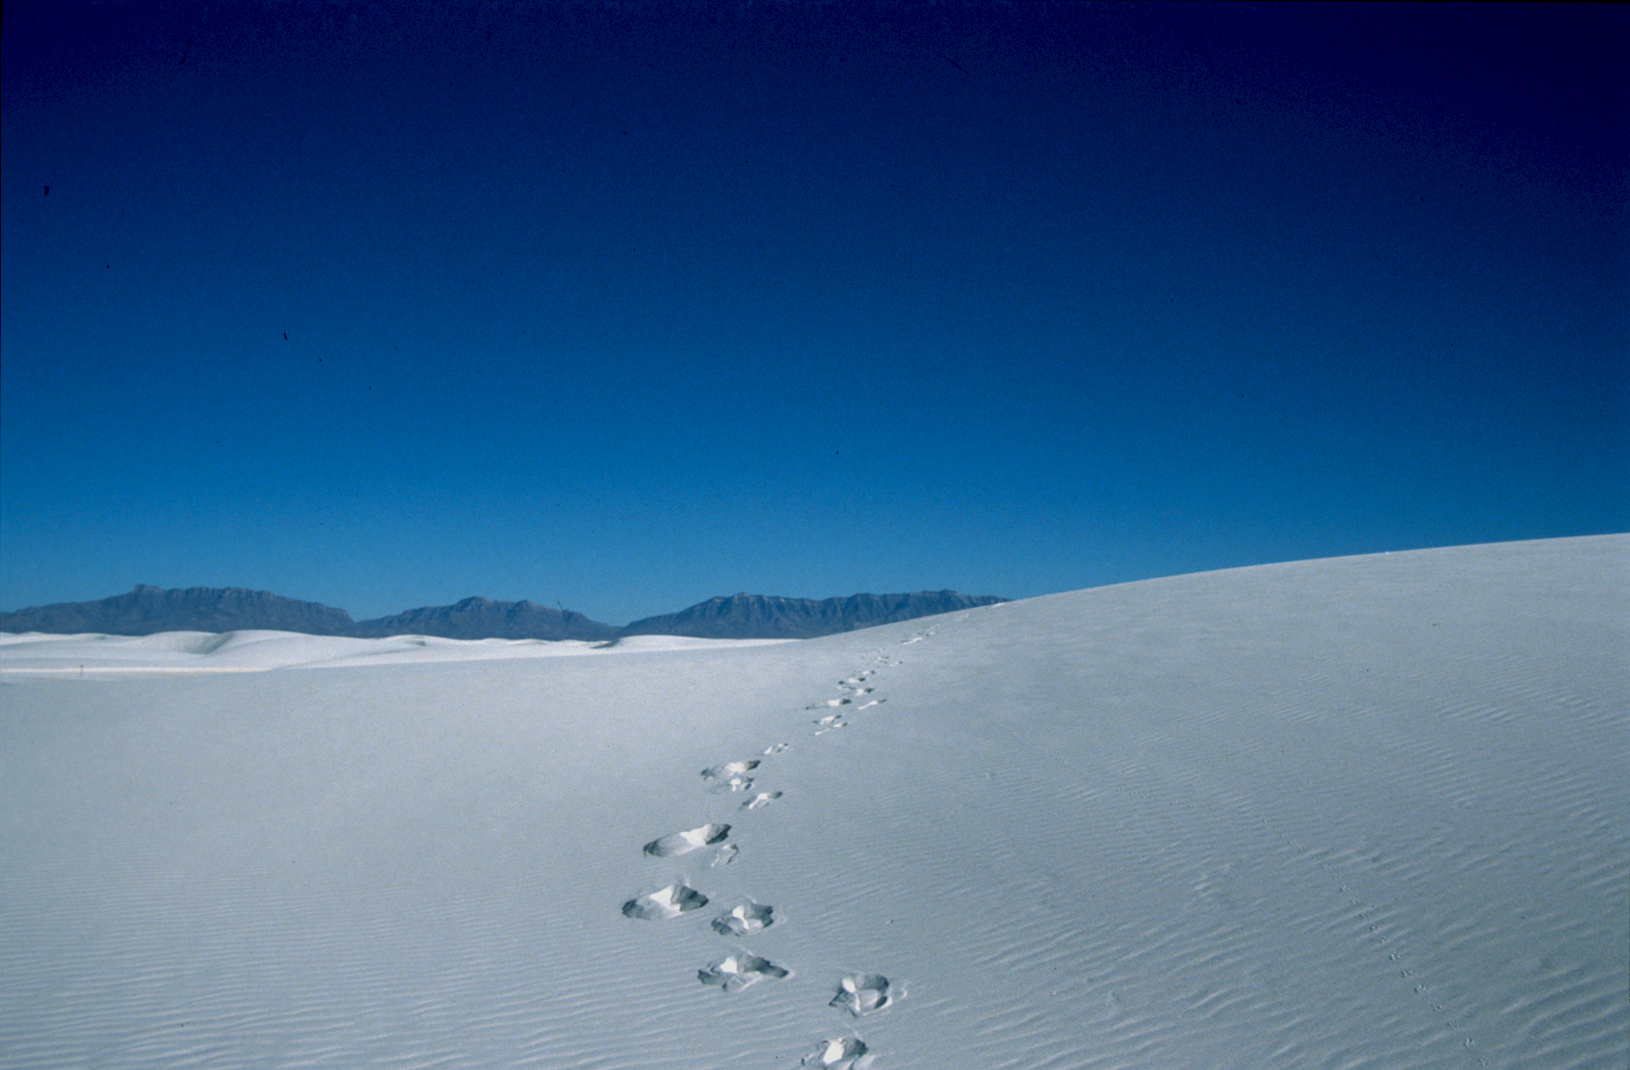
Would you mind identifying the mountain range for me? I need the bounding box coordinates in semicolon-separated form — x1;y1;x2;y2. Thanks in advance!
0;586;1007;641
620;591;1007;640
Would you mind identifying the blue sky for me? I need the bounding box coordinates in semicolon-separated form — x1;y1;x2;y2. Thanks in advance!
3;1;1625;625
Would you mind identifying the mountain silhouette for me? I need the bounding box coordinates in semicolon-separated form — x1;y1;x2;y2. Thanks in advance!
0;585;356;637
620;591;1008;639
352;597;619;641
2;586;1008;641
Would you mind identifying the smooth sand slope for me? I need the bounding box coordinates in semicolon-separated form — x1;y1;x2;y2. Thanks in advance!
1;536;1625;1069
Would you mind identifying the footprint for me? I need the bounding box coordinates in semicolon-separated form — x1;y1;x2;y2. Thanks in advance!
621;883;708;920
702;760;760;781
813;714;846;735
830;973;894;1016
802;1037;871;1069
763;742;789;755
709;844;739;867
698;953;790;992
809;698;851;709
743;790;782;810
712;901;775;937
702;760;760;792
855;699;883;711
643;823;730;858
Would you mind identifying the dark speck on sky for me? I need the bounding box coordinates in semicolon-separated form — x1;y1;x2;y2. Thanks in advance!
2;1;1625;625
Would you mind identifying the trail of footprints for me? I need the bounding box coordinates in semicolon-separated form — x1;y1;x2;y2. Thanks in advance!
622;628;934;1068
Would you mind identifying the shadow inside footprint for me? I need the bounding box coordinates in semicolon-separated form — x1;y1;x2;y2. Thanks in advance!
830;973;893;1016
802;1037;871;1069
621;883;708;920
712;901;775;936
698;953;789;992
643;823;730;858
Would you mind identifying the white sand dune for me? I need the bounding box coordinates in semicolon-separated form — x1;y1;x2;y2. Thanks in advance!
0;629;789;674
1;536;1624;1069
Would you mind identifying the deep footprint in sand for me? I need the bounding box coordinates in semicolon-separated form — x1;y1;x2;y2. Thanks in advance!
830;973;894;1016
621;883;708;920
712;901;775;936
743;790;782;810
643;822;730;858
702;759;760;780
802;1037;871;1069
698;952;790;992
702;760;760;792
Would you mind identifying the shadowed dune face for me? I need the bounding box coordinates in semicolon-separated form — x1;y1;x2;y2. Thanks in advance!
0;537;1624;1069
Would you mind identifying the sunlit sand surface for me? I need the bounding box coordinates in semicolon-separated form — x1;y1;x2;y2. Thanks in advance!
2;536;1624;1068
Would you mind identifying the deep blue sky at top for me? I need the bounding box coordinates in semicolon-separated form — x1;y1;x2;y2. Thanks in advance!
2;2;1625;625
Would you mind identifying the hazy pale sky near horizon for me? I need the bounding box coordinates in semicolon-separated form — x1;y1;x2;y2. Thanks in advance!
3;1;1626;625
